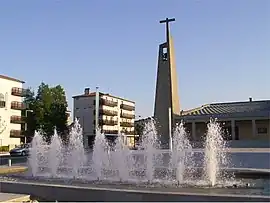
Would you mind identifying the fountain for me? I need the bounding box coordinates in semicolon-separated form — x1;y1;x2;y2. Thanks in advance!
48;129;62;178
113;134;130;182
203;119;231;186
170;121;193;184
2;117;268;202
66;118;86;178
28;131;47;177
25;118;238;186
140;118;159;183
92;128;109;180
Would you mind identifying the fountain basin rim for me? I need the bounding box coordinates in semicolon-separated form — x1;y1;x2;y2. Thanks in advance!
0;179;269;200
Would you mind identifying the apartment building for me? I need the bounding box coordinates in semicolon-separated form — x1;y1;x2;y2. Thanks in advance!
0;75;27;147
73;88;135;148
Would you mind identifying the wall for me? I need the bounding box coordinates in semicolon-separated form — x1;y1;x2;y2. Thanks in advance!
0;181;269;202
73;96;95;146
0;78;23;146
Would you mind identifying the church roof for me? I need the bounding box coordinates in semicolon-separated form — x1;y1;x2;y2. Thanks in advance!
181;99;270;117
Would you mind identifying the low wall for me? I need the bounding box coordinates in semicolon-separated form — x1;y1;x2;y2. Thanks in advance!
191;140;270;148
0;181;269;202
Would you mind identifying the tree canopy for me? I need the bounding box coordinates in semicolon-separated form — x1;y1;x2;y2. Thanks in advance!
24;82;68;142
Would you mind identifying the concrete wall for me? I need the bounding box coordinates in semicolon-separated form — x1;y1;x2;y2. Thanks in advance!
0;78;24;147
1;181;269;202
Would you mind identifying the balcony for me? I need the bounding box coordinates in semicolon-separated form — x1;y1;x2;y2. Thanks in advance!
125;131;135;135
94;109;118;116
11;87;27;97
120;112;135;119
120;104;135;111
120;122;134;127
10;130;24;138
102;130;119;135
10;116;26;124
100;98;118;107
0;101;5;108
94;98;118;107
11;101;27;110
100;119;118;126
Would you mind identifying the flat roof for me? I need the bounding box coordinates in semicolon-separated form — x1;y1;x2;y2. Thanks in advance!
0;74;25;84
72;91;135;103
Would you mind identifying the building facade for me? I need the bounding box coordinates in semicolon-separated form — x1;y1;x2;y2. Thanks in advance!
177;98;270;142
73;88;135;148
0;75;27;147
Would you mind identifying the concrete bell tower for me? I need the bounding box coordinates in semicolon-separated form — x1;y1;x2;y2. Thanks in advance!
154;18;180;148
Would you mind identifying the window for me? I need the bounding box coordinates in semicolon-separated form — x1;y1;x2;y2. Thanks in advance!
162;47;168;61
0;93;4;101
257;127;267;134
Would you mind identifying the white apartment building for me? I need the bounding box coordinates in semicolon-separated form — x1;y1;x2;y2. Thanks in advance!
73;88;135;147
0;75;27;147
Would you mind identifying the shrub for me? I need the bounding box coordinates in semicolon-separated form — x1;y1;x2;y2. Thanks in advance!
0;146;9;152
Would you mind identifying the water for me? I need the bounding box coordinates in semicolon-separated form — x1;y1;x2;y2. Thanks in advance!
27;118;258;189
28;131;47;177
67;118;86;178
48;129;62;177
113;134;130;182
140;118;159;183
92;128;110;180
204;119;231;186
170;121;193;183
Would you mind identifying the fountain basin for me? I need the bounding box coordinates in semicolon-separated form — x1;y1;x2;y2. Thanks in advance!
0;176;269;202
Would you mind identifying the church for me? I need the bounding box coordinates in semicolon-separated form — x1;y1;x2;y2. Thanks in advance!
152;18;270;147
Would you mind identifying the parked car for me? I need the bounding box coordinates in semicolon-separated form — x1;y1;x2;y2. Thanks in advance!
9;144;30;156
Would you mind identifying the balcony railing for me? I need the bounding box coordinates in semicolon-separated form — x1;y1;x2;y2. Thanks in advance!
11;101;27;110
11;87;27;97
102;130;119;135
120;122;134;127
93;98;118;107
94;109;118;116
120;104;135;111
0;101;5;108
120;112;135;119
124;131;135;135
100;119;118;126
100;98;118;107
10;116;26;124
10;130;24;138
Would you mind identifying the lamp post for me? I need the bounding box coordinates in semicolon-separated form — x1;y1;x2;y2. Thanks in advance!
95;87;99;135
25;109;33;143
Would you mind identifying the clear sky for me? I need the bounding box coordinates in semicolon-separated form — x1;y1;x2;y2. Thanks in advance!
0;0;269;118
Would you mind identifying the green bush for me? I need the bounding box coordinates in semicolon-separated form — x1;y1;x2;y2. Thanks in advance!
0;146;9;152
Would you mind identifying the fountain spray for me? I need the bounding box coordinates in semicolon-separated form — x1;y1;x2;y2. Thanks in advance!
204;118;227;187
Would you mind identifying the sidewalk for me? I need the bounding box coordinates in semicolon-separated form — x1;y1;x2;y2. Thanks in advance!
0;192;30;202
0;152;10;156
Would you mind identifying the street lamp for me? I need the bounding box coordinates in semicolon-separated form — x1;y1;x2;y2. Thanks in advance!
25;109;33;144
95;87;99;136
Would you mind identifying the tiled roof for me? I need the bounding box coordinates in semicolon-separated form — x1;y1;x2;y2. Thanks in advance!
182;100;270;116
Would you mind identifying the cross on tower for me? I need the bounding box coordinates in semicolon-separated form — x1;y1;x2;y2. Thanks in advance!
160;18;175;43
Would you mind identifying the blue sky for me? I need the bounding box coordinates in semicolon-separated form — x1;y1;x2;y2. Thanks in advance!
0;0;269;118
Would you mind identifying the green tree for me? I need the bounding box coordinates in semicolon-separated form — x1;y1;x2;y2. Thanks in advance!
135;121;145;144
24;83;68;142
135;122;144;136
